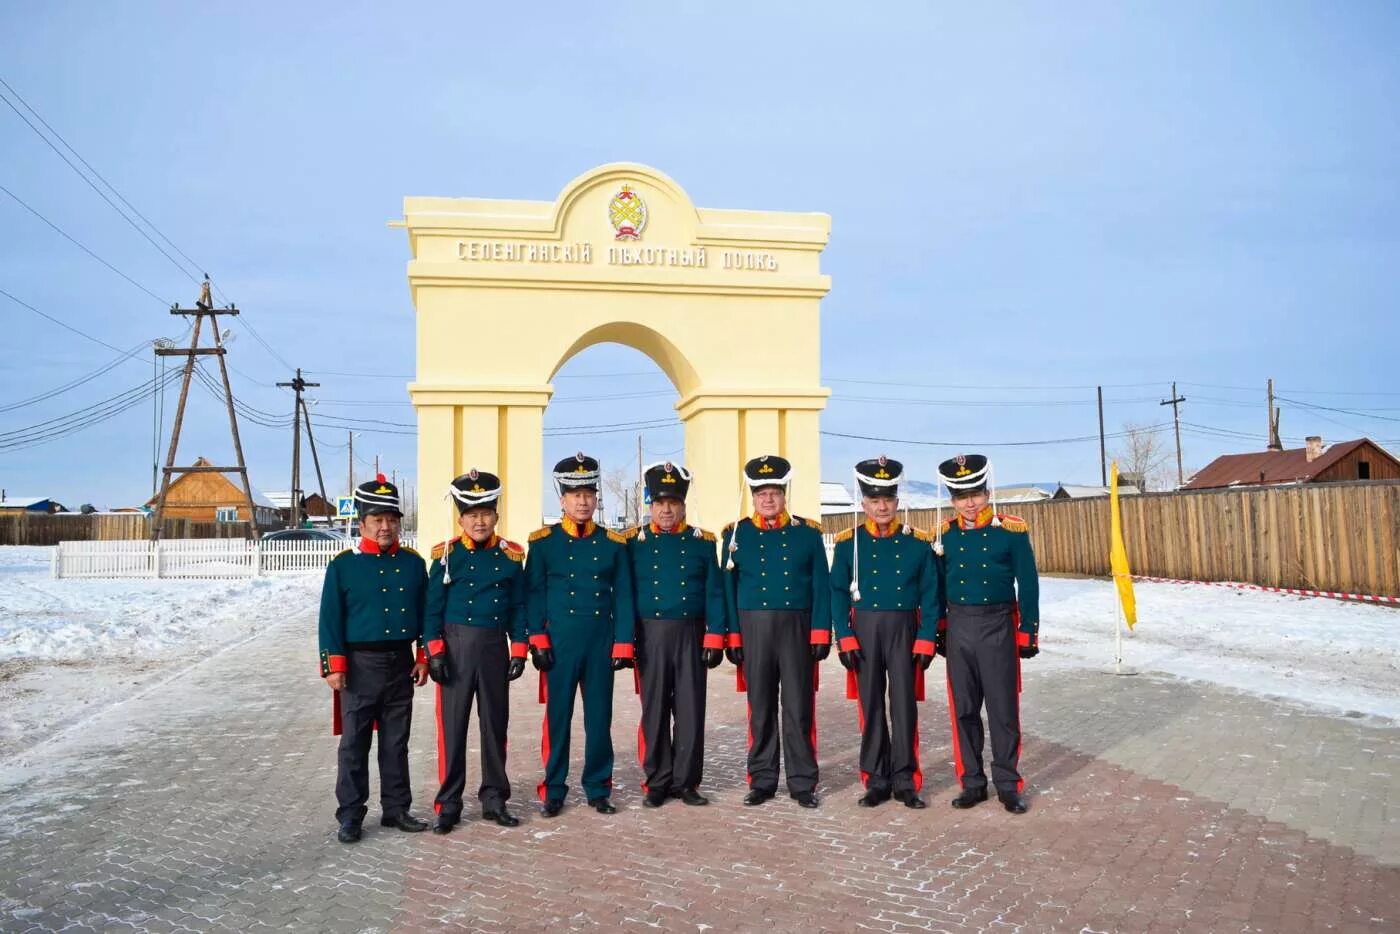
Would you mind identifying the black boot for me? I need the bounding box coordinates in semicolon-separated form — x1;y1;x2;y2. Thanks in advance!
743;789;775;806
643;789;668;808
894;790;927;809
431;816;457;835
857;789;891;808
792;791;819;809
997;790;1029;814
380;813;430;832
336;820;362;843
541;799;564;818
951;786;989;809
675;788;709;806
588;797;617;814
482;807;520;827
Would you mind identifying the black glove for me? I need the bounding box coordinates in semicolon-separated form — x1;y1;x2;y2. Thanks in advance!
1018;636;1039;660
427;653;450;685
725;646;744;667
811;643;831;662
913;652;934;671
702;647;724;669
530;646;554;672
934;631;947;658
838;648;863;671
507;657;526;681
611;656;635;671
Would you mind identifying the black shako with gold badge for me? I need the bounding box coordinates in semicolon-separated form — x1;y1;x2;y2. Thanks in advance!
623;462;727;807
524;453;636;815
722;454;831;807
829;456;940;808
934;453;1039;814
423;469;526;832
317;474;429;841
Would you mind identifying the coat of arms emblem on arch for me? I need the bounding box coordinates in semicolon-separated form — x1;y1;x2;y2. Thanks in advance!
608;184;647;241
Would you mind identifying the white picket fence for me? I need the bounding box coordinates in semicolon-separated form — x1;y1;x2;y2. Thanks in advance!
53;537;419;579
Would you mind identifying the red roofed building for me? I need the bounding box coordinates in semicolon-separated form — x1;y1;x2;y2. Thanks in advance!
1182;437;1400;491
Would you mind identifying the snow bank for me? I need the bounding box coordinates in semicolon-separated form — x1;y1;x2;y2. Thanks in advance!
0;546;320;661
1040;576;1400;721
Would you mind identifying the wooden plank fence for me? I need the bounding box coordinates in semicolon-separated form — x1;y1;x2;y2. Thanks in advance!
0;513;258;546
821;480;1400;598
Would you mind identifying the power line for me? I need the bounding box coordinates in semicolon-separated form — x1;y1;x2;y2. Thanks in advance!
1275;395;1400;424
0;81;201;284
0;184;173;306
820;422;1173;448
0;340;151;414
0;368;184;451
0;286;127;353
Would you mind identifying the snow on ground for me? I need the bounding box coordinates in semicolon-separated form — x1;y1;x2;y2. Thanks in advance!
0;546;320;755
1040;576;1400;721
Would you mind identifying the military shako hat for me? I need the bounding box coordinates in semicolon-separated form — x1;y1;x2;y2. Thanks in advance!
743;454;792;490
855;455;903;498
644;461;691;501
449;469;501;512
354;473;402;517
938;454;990;493
553;451;601;495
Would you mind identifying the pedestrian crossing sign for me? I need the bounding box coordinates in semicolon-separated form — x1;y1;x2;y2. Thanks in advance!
336;496;355;518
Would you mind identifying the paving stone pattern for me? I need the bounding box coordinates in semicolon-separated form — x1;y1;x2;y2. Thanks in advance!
0;611;1396;933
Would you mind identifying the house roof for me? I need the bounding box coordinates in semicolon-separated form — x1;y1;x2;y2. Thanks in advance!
0;496;53;508
143;457;278;509
1182;438;1394;490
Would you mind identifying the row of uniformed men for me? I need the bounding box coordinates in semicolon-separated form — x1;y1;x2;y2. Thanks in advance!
318;452;1039;843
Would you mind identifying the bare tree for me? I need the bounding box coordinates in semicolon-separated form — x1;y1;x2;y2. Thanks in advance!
1112;421;1173;492
602;466;633;526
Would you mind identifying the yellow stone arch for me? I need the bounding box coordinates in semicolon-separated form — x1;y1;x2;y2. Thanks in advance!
400;163;831;547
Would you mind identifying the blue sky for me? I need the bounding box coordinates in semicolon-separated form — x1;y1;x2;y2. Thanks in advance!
2;2;1397;511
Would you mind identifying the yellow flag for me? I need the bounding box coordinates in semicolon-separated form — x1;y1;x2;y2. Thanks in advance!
1110;460;1138;629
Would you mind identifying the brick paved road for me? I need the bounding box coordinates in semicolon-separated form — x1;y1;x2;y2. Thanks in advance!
1;608;1396;933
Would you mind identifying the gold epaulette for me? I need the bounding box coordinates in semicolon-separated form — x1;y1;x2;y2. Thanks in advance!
400;545;421;558
723;520;737;535
998;514;1029;533
833;528;854;544
528;526;552;543
430;537;460;560
939;517;956;535
606;528;629;545
695;527;716;542
910;527;932;542
622;526;640;540
500;539;525;561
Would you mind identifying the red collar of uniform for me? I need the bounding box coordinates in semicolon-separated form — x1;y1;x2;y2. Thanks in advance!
957;505;995;531
649;520;688;535
863;518;897;538
463;533;498;551
560;516;595;538
752;511;790;530
358;537;400;555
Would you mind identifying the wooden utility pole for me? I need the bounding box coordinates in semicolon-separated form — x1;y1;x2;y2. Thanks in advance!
300;394;329;520
151;277;257;540
277;368;320;528
1267;378;1282;450
1159;382;1186;489
347;431;354;497
636;434;644;526
1097;385;1107;487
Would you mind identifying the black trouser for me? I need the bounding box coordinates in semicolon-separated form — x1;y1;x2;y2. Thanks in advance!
335;646;415;823
434;624;511;820
851;610;922;795
637;617;707;794
738;609;817;795
944;602;1022;793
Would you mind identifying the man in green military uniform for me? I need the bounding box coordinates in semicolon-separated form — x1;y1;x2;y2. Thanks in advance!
318;474;430;843
829;456;940;809
625;462;726;808
722;454;831;808
525;453;636;817
423;469;527;834
934;453;1039;814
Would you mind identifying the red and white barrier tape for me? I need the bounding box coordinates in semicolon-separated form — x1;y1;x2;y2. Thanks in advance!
1132;575;1400;606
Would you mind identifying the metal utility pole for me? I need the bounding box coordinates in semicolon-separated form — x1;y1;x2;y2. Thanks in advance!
1159;382;1186;489
1267;378;1282;450
1097;385;1107;487
277;368;321;528
151;276;257;540
636;434;644;526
